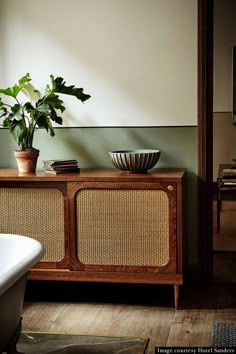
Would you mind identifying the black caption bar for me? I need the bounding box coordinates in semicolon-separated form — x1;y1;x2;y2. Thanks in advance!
155;348;236;354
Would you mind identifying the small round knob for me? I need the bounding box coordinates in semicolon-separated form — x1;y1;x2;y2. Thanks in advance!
167;185;173;191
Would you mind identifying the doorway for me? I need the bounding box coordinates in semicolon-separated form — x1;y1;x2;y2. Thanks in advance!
199;0;236;283
212;0;236;283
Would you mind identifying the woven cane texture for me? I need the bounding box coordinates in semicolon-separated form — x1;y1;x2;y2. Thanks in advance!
76;189;169;266
0;188;65;261
211;323;236;347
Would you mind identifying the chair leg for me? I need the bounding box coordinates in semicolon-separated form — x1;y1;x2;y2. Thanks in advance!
217;191;221;233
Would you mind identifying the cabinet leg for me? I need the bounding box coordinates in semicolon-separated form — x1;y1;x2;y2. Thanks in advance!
174;285;179;309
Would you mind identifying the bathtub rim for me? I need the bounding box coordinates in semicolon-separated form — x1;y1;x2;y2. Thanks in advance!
0;234;44;296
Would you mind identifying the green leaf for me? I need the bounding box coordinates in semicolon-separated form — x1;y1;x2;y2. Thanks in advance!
38;94;65;113
9;104;24;121
35;113;49;128
36;113;55;137
0;98;8;118
50;75;91;102
18;73;31;86
12;122;27;148
0;108;7;119
0;73;31;98
35;102;51;114
48;107;63;125
2;118;11;129
24;102;35;113
47;120;56;137
0;86;20;98
3;117;27;149
25;102;51;122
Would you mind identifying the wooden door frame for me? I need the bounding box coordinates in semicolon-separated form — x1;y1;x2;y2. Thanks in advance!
198;0;214;281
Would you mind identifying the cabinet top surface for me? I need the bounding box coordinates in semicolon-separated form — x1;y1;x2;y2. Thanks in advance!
0;168;186;182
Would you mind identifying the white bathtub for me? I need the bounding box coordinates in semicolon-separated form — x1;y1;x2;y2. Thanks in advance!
0;234;44;353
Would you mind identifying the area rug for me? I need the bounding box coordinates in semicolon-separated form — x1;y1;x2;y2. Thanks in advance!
17;331;149;354
211;323;236;347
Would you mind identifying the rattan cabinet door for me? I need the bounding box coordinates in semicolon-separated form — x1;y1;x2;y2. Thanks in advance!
76;186;177;272
0;187;65;262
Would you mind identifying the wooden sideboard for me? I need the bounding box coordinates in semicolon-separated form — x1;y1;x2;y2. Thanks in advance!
0;168;186;307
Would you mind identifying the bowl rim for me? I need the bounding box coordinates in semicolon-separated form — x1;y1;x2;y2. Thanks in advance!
109;149;160;154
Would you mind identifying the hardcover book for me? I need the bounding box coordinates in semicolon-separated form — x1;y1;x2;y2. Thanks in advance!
45;168;80;174
43;159;80;174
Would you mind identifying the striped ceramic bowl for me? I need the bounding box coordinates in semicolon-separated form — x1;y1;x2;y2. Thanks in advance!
109;149;161;173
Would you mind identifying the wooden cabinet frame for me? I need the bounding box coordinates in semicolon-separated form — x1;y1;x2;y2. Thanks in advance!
0;168;185;307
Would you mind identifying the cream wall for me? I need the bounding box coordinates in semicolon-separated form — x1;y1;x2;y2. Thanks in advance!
0;6;4;83
1;0;197;127
213;0;236;180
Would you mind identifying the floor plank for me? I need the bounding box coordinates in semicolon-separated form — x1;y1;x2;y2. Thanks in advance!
127;307;174;353
166;310;215;347
22;302;67;332
47;303;103;335
87;304;142;337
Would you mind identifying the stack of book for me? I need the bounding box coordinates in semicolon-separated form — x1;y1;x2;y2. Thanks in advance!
222;168;236;178
43;159;80;174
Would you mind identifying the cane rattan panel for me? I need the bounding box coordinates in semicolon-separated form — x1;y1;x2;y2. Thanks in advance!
76;189;169;266
0;188;65;262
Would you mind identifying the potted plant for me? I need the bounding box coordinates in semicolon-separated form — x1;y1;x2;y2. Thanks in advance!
0;73;90;173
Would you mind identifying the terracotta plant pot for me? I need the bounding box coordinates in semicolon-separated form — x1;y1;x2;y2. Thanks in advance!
14;150;39;173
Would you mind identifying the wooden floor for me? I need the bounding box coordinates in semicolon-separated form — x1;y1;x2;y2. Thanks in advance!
22;282;236;352
21;201;236;352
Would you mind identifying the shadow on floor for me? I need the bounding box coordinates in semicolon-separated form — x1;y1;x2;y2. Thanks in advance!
25;281;236;309
25;281;174;306
181;283;236;309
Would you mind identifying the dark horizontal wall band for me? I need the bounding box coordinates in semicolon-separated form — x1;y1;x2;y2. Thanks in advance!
0;125;198;129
